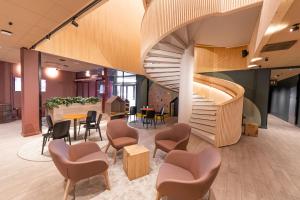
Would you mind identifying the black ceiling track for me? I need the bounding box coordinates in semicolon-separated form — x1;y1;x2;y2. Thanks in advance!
30;0;104;50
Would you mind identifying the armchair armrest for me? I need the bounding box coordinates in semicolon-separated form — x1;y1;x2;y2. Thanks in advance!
165;150;196;171
174;136;190;150
69;142;101;161
127;126;139;140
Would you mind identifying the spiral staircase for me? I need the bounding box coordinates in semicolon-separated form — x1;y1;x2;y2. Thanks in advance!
141;0;258;147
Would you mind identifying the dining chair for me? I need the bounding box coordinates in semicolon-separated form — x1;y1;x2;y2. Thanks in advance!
84;114;103;141
143;110;156;128
155;107;165;124
78;110;96;135
156;147;221;200
41;115;54;154
52;120;72;144
126;106;137;122
49;139;110;200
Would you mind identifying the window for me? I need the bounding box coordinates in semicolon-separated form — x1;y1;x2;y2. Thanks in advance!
41;79;46;92
15;77;21;91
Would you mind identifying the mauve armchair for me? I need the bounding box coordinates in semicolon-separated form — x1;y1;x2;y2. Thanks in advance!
153;123;191;158
48;139;110;200
156;147;221;200
105;119;139;163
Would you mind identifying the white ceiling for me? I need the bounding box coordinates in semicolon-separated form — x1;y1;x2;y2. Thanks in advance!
0;0;94;64
42;53;101;72
189;4;262;47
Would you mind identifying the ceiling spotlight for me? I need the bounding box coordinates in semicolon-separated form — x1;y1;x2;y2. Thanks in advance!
250;57;264;63
1;29;13;36
248;64;259;68
46;34;51;40
289;23;299;32
85;70;91;77
71;19;79;27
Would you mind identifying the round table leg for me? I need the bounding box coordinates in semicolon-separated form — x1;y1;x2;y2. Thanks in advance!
74;119;77;140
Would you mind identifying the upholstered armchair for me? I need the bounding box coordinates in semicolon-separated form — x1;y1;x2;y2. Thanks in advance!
153;123;191;158
156;147;221;200
48;139;110;200
105;119;139;163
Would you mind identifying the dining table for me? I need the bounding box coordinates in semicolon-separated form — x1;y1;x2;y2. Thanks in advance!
63;113;87;140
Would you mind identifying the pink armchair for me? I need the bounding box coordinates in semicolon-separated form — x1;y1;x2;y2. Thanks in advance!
156;147;221;200
153;123;191;158
48;139;110;200
105;119;139;163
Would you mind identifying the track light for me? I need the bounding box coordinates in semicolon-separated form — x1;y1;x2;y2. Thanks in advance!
289;23;299;32
1;29;13;36
46;34;51;40
71;19;79;27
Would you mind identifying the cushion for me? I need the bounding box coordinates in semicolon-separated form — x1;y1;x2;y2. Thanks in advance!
156;163;195;187
156;140;177;152
112;137;137;149
76;151;108;163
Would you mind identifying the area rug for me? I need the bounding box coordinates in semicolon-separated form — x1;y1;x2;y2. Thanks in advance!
17;122;109;162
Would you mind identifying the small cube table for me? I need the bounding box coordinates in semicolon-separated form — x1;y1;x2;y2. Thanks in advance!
245;123;258;137
123;144;150;180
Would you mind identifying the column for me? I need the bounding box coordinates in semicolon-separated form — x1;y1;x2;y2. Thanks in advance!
21;48;41;136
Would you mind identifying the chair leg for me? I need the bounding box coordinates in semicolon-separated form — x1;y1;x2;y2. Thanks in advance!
68;134;71;145
105;144;110;153
113;149;117;164
41;136;47;155
78;124;81;135
98;127;103;141
103;170;111;190
153;147;157;158
64;179;71;200
84;129;88;142
156;191;162;200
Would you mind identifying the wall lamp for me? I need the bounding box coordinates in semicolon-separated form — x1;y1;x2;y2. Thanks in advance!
289;23;299;32
71;19;79;27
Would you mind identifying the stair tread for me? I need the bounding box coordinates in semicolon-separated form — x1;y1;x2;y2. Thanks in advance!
149;49;182;59
190;123;216;134
190;119;216;127
190;114;216;121
192;106;217;111
191;128;215;144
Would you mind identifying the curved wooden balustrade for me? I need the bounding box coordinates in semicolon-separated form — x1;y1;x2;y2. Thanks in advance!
141;0;262;59
193;74;245;147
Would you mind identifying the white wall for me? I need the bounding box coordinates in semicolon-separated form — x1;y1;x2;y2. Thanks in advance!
178;46;194;123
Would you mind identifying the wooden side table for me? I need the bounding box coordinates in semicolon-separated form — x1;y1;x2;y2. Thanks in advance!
123;144;150;180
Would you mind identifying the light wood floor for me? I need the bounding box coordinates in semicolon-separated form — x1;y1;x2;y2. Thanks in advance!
0;115;300;200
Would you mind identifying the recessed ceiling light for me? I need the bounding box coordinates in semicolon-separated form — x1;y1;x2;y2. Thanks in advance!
250;57;264;63
59;58;66;62
248;64;259;68
265;23;288;35
1;29;13;36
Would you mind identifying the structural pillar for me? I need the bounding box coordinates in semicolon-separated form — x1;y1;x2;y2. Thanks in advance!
102;68;109;112
178;45;194;123
21;48;41;136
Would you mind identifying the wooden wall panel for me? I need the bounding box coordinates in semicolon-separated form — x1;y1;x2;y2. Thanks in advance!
194;46;247;73
36;0;145;75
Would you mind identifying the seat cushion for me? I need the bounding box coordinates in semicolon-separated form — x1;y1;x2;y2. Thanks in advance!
156;163;195;188
112;137;137;149
76;151;108;163
156;140;177;152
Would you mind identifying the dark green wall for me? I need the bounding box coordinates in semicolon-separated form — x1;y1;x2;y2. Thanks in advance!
136;75;148;111
205;69;271;128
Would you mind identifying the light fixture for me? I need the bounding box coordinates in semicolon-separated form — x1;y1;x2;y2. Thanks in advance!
46;34;51;40
250;57;264;63
265;23;288;35
85;70;91;77
289;23;299;32
71;19;79;27
45;67;59;78
247;64;259;68
1;29;13;36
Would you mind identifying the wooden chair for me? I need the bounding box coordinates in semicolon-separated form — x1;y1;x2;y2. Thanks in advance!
84;114;103;141
143;110;156;128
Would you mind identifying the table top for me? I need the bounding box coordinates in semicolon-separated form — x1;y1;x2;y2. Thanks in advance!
63;114;87;120
124;144;149;156
140;108;154;111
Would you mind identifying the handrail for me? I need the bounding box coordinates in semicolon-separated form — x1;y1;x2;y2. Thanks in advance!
141;0;262;59
193;74;245;147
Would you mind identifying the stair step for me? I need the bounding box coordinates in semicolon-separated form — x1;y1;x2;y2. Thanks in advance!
144;63;181;68
154;42;184;54
155;76;180;81
190;118;216;127
149;49;182;59
192;101;216;106
192;95;204;99
191;114;216;121
191;128;215;144
150;72;180;78
167;84;180;89
145;57;181;63
158;80;180;85
146;68;180;73
192;110;216;115
190;123;216;134
192;105;217;111
166;34;187;49
192;98;214;102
